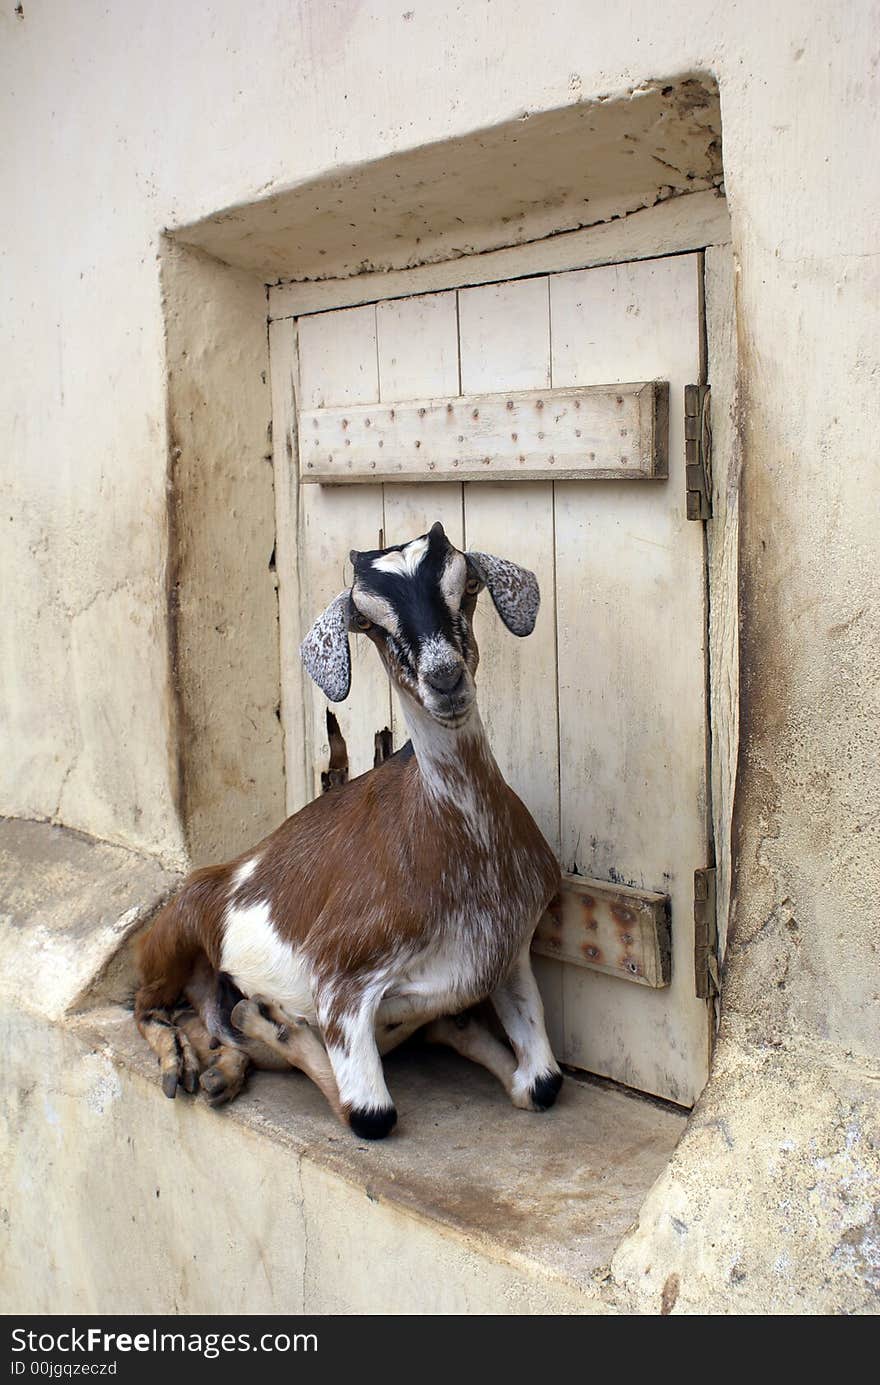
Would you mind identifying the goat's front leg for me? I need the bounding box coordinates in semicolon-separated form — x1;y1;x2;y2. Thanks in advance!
490;943;563;1112
318;987;398;1141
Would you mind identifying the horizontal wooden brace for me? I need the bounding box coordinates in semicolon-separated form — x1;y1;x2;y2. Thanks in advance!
532;873;671;988
297;381;668;484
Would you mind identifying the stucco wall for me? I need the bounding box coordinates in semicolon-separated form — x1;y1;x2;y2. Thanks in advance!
2;0;879;1312
4;0;877;1033
161;243;285;864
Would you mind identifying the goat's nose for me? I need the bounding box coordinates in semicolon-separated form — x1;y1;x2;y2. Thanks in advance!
424;663;464;694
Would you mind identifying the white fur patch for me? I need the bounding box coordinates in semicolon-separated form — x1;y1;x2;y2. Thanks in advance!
380;937;478;1024
351;588;400;636
325;999;394;1111
220;900;316;1021
372;535;429;577
440;551;466;613
231;857;259;891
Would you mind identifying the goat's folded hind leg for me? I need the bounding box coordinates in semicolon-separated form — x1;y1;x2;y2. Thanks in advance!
425;1012;518;1098
172;1006;250;1109
137;1007;201;1099
231;998;346;1128
135;897;205;1099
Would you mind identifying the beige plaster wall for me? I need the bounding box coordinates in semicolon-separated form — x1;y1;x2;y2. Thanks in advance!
3;1005;610;1316
161;244;284;864
4;0;877;1034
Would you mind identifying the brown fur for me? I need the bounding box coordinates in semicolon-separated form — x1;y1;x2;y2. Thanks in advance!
137;736;557;1040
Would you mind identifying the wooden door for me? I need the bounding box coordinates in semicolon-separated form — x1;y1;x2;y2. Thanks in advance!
279;253;712;1106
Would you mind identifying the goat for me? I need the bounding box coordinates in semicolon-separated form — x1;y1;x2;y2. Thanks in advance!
135;521;562;1139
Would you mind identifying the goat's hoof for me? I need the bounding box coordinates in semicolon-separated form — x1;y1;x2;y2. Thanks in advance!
200;1065;237;1107
160;1064;199;1098
159;1031;200;1099
349;1105;397;1140
230;998;257;1033
200;1065;226;1097
529;1069;563;1111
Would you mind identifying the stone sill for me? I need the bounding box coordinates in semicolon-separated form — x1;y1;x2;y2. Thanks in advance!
77;1004;685;1299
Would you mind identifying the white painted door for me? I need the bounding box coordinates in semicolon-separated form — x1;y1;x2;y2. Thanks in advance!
275;253;712;1106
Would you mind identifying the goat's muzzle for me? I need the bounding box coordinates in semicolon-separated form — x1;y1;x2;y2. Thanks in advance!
424;671;476;728
424;663;465;695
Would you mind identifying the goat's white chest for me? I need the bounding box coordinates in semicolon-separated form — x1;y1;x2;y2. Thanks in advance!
379;935;480;1023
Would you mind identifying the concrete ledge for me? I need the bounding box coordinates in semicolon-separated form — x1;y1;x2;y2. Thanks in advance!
0;817;180;1020
4;1001;625;1314
72;1005;684;1309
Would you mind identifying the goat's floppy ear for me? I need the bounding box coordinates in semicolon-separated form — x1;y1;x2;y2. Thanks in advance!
300;590;353;702
467;551;540;637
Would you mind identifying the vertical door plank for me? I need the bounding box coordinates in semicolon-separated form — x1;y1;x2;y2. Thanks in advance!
458;276;563;1030
268;318;309;815
382;486;464;549
458;280;559;852
703;244;738;966
297;304;380;411
459;278;552;391
377;292;464;748
550;254;709;1105
463;482;560;852
297;305;390;793
376;290;460;400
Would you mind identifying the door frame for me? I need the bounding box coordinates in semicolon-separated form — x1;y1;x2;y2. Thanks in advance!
267;194;739;1076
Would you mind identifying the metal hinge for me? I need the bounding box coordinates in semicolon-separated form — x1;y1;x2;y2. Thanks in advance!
685;384;712;520
693;866;719;998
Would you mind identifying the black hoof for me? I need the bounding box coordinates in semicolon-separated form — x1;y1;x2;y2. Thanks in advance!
161;1071;178;1099
349;1106;397;1140
530;1070;563;1111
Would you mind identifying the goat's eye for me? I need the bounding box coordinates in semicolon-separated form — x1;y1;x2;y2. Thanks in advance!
352;612;373;632
465;577;481;595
